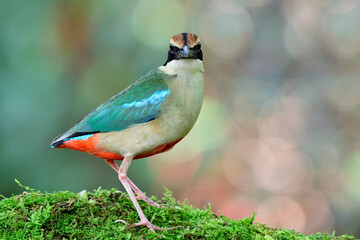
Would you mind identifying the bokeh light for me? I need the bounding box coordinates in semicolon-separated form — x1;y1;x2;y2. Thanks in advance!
132;0;187;49
256;196;306;232
201;3;253;59
321;0;360;59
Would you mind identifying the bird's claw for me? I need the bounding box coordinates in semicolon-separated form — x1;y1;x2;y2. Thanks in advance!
115;219;129;225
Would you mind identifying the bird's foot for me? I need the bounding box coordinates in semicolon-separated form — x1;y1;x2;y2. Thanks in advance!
115;219;179;232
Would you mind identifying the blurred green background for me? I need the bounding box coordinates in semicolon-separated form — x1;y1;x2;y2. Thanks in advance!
1;0;360;236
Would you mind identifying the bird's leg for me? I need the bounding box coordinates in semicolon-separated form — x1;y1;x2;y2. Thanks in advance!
127;178;180;209
105;159;162;208
127;178;162;208
108;156;173;232
105;159;119;172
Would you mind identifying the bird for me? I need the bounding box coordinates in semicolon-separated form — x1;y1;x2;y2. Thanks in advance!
51;33;204;231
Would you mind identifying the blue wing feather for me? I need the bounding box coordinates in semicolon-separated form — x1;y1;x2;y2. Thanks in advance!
52;69;171;144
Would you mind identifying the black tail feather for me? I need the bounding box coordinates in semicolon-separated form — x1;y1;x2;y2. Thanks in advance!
50;131;100;148
51;140;64;148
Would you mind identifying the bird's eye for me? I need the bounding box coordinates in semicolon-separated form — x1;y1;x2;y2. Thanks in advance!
192;44;201;51
170;45;179;52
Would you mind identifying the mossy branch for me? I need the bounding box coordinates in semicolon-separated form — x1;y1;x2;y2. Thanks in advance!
0;181;355;239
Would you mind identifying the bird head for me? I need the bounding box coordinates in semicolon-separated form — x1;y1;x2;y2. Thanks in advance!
164;33;203;65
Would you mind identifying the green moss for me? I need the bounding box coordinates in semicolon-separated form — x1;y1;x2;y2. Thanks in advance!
0;182;355;239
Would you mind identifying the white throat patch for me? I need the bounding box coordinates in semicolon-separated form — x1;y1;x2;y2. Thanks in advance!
159;59;204;76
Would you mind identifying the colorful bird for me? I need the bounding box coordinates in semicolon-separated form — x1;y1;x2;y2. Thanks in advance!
51;33;204;231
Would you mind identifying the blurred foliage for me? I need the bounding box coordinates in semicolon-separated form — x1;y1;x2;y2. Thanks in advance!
1;0;360;237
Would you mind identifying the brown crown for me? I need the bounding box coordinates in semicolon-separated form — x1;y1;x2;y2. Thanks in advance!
170;33;200;49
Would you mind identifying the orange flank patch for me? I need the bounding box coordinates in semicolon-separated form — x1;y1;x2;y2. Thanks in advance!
55;134;183;161
134;138;183;159
55;134;124;160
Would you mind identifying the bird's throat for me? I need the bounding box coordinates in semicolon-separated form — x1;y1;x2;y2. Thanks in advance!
159;59;204;76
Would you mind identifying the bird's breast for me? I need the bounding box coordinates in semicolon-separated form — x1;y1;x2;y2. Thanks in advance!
97;59;204;158
158;69;205;138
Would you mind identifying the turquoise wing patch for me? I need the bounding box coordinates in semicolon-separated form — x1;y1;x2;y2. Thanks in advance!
65;69;171;137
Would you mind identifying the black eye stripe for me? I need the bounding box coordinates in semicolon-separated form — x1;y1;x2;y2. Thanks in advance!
170;44;201;52
192;44;201;51
165;34;202;65
170;45;180;52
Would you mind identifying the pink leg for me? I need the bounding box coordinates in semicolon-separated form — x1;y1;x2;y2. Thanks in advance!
128;179;180;209
127;178;162;207
105;158;176;231
105;159;120;172
105;159;162;207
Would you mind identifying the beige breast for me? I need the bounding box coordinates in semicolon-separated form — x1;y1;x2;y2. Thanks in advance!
97;59;204;157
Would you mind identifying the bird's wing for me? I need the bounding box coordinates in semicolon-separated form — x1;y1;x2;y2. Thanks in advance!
52;69;171;145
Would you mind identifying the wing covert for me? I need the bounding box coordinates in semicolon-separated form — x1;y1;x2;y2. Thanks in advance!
54;69;171;143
